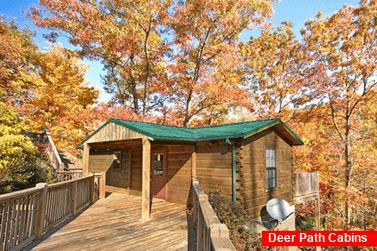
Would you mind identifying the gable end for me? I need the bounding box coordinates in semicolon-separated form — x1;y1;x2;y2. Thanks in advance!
84;121;145;145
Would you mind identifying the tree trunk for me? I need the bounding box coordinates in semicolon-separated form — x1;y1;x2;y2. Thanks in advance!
183;90;193;127
344;117;352;228
129;55;139;114
131;82;139;114
142;17;152;116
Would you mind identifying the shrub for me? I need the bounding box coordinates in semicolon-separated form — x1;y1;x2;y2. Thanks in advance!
208;190;269;250
0;153;57;194
296;201;317;230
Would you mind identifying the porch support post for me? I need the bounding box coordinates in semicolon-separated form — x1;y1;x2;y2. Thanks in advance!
127;156;132;194
142;137;151;221
191;146;197;178
83;143;90;175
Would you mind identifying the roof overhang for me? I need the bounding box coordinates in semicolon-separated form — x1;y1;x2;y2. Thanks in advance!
242;122;304;146
77;118;304;149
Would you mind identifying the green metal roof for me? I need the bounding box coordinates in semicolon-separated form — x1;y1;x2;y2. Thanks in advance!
78;118;303;148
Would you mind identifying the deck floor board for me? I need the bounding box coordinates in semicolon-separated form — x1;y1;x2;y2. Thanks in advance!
33;193;188;251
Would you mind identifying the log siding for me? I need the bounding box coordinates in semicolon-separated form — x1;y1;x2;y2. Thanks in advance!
240;129;294;218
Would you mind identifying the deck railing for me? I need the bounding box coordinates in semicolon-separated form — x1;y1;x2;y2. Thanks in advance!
44;130;65;172
0;175;101;251
294;171;319;201
28;130;83;181
27;130;65;171
56;168;83;182
191;177;236;251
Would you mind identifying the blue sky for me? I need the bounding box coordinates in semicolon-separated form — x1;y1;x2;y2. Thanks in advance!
1;0;359;102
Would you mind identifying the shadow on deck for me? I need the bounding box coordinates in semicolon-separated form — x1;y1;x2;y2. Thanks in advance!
32;193;188;251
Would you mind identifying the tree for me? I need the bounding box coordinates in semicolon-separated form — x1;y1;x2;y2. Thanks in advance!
237;1;377;230
239;22;308;118
169;0;274;126
30;0;171;115
0;89;55;193
30;0;275;125
301;1;377;227
19;46;98;152
0;17;37;103
0;90;36;169
89;102;144;128
0;18;56;193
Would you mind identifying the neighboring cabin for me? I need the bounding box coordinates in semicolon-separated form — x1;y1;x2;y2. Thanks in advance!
78;118;304;226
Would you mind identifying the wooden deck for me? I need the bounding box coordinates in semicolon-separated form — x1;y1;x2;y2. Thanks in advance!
32;193;188;251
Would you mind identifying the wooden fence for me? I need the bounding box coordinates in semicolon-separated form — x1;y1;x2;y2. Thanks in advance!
294;171;319;203
191;177;236;251
0;175;101;251
56;168;83;182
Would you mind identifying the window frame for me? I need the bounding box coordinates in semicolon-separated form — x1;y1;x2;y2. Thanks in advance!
265;148;277;189
152;153;164;176
112;151;122;171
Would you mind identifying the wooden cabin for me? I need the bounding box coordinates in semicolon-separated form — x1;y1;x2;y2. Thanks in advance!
78;118;303;222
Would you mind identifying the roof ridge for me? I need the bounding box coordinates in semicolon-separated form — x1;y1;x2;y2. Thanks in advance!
110;118;192;131
191;118;280;129
111;117;280;130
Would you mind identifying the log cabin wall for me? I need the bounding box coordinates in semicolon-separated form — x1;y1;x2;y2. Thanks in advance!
84;125;294;216
162;144;193;205
87;141;194;204
195;141;233;200
240;129;294;219
152;141;233;205
88;140;143;196
128;145;142;195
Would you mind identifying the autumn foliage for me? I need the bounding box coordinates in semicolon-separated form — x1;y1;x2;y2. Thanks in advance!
0;18;36;93
29;0;276;126
15;46;98;152
0;0;376;233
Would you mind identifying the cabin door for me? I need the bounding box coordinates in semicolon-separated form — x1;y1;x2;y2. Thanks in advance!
151;152;167;199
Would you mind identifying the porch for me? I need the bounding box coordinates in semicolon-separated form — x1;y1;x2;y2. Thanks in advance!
294;171;320;230
294;171;320;204
84;138;194;221
32;193;188;251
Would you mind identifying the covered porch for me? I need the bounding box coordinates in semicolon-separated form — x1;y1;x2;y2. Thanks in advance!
32;193;188;251
83;137;194;221
79;119;197;221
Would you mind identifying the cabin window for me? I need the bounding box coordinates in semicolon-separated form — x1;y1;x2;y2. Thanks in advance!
266;149;276;189
112;151;122;171
152;153;164;176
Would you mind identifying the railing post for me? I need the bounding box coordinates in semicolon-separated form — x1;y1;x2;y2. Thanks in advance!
71;180;78;216
93;174;101;201
99;172;106;199
197;210;202;251
192;146;197;177
90;175;95;204
197;193;208;251
210;223;235;250
35;183;48;238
